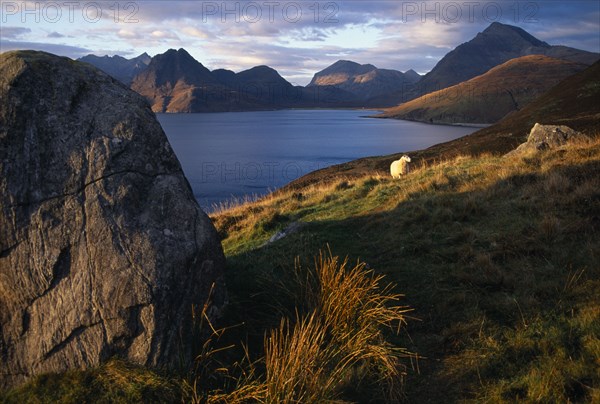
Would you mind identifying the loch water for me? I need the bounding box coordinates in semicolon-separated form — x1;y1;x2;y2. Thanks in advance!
158;110;477;211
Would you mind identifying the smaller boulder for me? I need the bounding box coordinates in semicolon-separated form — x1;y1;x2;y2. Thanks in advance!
506;123;586;157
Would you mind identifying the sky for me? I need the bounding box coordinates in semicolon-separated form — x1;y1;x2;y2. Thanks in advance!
1;1;599;85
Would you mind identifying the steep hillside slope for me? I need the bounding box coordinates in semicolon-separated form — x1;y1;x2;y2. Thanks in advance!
7;136;599;403
380;55;587;124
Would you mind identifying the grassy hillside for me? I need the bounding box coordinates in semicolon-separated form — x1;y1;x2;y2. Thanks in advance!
3;136;599;402
210;136;600;402
221;139;600;402
378;55;587;125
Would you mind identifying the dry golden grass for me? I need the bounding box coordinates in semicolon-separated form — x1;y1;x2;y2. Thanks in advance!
211;136;600;257
203;252;413;403
210;135;600;403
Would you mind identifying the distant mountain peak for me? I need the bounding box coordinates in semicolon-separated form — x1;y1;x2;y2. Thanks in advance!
403;69;421;84
312;60;379;80
139;47;215;89
159;48;193;59
480;21;549;47
247;65;277;72
332;60;377;70
236;65;292;88
132;52;151;65
136;52;151;61
483;21;512;32
151;48;209;71
333;59;357;65
415;21;596;95
163;48;190;57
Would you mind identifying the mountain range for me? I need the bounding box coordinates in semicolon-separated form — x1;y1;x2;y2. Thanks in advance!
79;52;151;85
128;48;358;112
130;48;246;112
78;22;599;117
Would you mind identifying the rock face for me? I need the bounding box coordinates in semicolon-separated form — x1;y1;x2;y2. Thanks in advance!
0;51;227;388
506;123;587;156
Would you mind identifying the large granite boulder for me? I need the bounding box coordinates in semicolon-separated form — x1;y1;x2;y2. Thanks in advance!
506;123;587;156
0;51;226;388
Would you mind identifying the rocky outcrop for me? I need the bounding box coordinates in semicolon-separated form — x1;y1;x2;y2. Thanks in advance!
506;123;587;156
0;51;226;388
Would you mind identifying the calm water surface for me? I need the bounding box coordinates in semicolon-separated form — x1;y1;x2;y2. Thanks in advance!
157;110;477;210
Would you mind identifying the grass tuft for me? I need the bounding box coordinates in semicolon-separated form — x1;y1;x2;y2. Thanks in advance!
210;252;413;403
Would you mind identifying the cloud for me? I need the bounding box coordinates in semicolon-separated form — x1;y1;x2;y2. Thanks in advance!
47;32;65;38
181;26;212;39
288;27;332;42
117;28;179;41
2;1;597;85
150;30;179;40
0;41;91;58
127;1;599;63
0;27;31;39
117;29;139;39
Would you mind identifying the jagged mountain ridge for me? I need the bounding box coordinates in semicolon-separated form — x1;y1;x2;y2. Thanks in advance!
130;48;359;112
78;52;150;84
131;48;268;112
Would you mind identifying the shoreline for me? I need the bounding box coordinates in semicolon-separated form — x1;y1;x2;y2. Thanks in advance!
369;113;492;128
156;108;489;129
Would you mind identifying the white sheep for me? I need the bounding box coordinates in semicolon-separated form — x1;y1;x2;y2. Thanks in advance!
390;155;412;178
